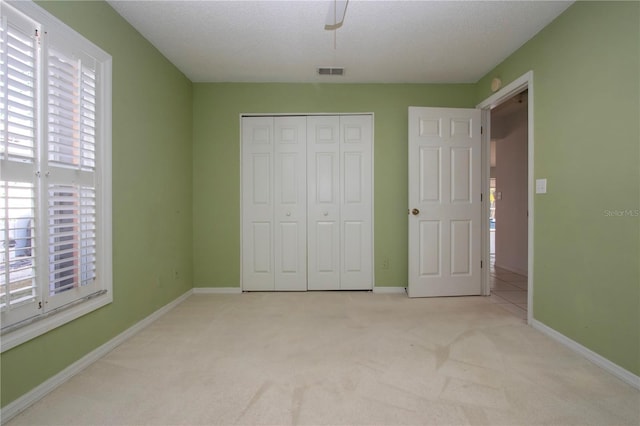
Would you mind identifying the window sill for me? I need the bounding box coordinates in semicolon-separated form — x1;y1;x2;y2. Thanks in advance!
0;292;112;353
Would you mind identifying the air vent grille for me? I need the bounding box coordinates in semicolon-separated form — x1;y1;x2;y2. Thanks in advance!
318;67;345;76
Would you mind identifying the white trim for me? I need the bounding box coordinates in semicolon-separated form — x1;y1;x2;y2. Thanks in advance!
532;319;640;390
1;293;112;353
8;1;110;60
477;71;534;325
0;289;193;424
193;287;242;294
0;0;114;352
480;108;491;296
493;262;527;277
373;286;406;294
477;72;533;110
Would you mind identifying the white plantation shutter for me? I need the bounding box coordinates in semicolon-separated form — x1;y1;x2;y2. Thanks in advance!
0;181;38;324
0;11;36;164
0;7;40;325
0;1;111;345
44;43;99;309
47;46;97;171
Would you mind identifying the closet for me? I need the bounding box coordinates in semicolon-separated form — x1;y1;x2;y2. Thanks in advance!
241;114;372;291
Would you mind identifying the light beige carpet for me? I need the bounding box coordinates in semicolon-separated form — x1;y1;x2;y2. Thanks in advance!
7;292;640;425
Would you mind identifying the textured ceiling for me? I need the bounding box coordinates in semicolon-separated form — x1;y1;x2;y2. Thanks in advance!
107;0;573;83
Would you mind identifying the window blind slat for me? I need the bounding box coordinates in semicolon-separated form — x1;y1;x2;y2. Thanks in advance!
1;180;37;311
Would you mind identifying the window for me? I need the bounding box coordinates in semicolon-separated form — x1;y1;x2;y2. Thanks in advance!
0;0;112;351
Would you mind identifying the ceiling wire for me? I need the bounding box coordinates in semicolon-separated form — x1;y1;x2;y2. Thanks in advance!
333;0;337;50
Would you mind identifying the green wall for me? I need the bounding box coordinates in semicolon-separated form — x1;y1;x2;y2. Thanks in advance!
192;84;475;288
0;1;194;407
476;1;639;375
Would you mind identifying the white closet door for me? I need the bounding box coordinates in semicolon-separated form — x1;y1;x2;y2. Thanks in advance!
242;117;274;290
274;117;307;290
243;114;372;292
340;115;373;290
307;116;341;290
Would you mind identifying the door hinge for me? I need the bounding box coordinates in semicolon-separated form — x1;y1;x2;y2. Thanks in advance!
481;261;483;268
481;126;483;135
481;193;483;202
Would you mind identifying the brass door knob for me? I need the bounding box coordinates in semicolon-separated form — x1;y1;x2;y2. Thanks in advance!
412;208;420;215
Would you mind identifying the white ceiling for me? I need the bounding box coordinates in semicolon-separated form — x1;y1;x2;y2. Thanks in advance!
107;0;573;83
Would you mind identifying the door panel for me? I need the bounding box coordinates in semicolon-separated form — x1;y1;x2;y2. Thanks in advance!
242;117;274;291
274;117;306;291
450;220;471;275
316;221;337;272
340;115;372;290
343;153;362;203
252;154;271;204
252;222;272;273
419;220;440;276
315;153;337;203
451;148;471;203
307;116;340;290
420;147;441;202
409;107;481;297
343;220;363;271
279;222;299;272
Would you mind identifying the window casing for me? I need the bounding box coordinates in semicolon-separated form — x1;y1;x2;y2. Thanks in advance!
0;0;112;351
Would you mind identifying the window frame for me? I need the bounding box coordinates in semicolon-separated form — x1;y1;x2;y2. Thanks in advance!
0;0;112;352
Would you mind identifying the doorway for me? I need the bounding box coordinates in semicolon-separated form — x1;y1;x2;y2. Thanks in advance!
478;71;534;324
489;90;529;318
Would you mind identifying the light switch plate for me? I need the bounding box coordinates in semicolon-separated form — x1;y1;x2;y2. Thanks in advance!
536;178;547;194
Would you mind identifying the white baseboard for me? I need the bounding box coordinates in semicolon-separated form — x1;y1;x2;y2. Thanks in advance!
494;262;528;276
373;286;406;294
0;289;194;425
531;319;640;390
193;287;242;294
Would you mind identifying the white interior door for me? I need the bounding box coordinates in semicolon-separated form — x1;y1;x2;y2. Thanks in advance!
307;115;373;290
274;117;307;290
339;115;373;290
408;107;482;297
242;117;274;291
307;116;341;290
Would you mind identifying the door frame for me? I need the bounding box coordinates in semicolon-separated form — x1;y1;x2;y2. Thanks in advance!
477;71;534;324
239;112;375;292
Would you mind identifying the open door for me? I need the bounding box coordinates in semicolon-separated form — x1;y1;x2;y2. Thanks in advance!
408;107;482;297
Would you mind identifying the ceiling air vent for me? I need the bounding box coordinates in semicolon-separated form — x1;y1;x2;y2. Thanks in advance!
318;67;345;76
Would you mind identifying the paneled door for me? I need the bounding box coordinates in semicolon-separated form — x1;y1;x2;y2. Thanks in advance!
307;115;373;290
306;116;340;290
242;116;307;291
242;114;372;291
274;117;307;290
339;115;373;290
408;107;481;297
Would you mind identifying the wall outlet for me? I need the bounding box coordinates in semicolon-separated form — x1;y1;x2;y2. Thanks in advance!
381;258;390;270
